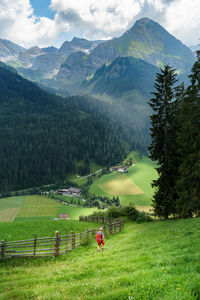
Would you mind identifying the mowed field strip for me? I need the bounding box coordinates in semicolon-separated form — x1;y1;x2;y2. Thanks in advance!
0;208;20;222
99;173;144;195
0;196;97;222
90;155;157;207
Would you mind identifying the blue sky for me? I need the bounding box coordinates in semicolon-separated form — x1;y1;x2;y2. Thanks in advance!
0;0;199;48
30;0;55;19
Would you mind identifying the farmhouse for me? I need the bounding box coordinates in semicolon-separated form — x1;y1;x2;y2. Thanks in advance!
57;187;81;197
59;213;69;220
118;167;128;173
110;166;119;171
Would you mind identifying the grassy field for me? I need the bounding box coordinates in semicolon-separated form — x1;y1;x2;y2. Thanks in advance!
0;196;97;223
90;153;157;210
1;217;200;299
0;220;96;242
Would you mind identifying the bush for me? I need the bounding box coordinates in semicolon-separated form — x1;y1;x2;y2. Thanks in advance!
90;204;153;223
107;206;122;218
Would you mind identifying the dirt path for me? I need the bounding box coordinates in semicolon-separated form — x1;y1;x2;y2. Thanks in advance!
77;169;103;180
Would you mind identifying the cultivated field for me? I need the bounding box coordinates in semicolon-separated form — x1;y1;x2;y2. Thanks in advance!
99;173;144;195
90;154;157;210
0;195;97;223
1;217;200;299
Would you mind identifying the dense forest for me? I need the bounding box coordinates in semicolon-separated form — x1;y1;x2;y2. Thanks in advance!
0;63;149;193
149;51;200;218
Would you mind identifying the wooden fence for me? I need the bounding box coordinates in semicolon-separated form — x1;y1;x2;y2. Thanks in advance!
0;217;123;259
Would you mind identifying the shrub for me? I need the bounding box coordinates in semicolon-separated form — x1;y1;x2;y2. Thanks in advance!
90;204;153;223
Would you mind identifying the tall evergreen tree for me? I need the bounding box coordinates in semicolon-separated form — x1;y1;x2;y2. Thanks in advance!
149;65;179;218
176;51;200;217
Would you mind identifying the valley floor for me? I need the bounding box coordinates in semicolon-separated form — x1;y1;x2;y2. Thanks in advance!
1;218;200;299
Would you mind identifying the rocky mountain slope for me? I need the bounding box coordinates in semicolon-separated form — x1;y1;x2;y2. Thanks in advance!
53;17;195;94
0;18;194;91
0;37;103;82
81;56;159;98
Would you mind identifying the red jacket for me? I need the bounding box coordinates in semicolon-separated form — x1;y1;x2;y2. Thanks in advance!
96;231;104;242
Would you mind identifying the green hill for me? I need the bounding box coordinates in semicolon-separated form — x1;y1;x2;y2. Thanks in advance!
1;217;200;299
89;153;157;210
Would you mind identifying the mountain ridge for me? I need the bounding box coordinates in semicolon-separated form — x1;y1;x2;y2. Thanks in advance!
0;17;195;89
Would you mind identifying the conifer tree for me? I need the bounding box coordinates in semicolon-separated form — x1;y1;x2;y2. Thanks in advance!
176;51;200;217
149;65;179;218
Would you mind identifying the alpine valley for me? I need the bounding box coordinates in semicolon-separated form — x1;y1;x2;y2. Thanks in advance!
0;17;196;192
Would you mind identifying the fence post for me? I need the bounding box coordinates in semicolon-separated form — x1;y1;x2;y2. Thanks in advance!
71;231;75;249
1;240;5;259
80;231;82;245
103;224;106;237
33;234;37;256
54;231;60;257
114;221;117;234
86;229;89;243
66;229;68;252
117;220;120;232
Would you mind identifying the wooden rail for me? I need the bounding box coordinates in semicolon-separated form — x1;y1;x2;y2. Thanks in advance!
0;217;123;259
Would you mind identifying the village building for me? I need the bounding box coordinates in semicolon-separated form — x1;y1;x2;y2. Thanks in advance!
59;213;69;220
57;187;81;197
118;167;128;173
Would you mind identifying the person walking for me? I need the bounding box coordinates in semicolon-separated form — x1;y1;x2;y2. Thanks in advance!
96;227;105;252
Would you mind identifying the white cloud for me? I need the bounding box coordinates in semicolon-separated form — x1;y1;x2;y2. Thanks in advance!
51;0;143;40
164;0;200;45
0;0;199;48
0;0;59;48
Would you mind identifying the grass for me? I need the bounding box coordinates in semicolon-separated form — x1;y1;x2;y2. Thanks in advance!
0;220;96;242
0;195;97;222
126;156;157;199
90;153;157;209
99;172;144;195
1;217;200;299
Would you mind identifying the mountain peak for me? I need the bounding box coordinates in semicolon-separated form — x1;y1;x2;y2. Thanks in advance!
135;17;153;24
125;17;165;36
72;37;88;42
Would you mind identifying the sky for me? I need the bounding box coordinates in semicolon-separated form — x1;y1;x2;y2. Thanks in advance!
0;0;199;49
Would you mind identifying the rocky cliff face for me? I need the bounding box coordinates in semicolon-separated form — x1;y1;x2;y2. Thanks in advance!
0;39;25;60
57;51;89;81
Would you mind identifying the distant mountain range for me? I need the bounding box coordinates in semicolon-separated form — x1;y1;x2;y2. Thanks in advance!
0;37;103;83
0;17;196;192
0;17;195;97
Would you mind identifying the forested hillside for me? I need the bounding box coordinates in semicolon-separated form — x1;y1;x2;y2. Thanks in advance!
0;63;129;193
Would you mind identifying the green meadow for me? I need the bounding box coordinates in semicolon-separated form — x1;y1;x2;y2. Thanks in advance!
0;195;97;223
1;217;200;299
0;219;96;242
90;153;157;210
